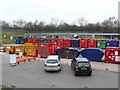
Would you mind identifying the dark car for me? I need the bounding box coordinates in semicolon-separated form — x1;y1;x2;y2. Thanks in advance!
71;58;92;76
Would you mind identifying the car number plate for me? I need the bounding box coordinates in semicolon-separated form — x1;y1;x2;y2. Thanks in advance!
81;68;87;70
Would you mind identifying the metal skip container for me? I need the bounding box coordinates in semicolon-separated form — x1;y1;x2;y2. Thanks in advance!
71;40;79;47
79;48;104;62
107;40;119;47
9;54;16;67
97;40;107;49
56;48;79;59
104;47;120;64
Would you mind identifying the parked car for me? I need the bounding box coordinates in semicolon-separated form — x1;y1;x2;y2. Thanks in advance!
71;58;92;76
44;55;61;71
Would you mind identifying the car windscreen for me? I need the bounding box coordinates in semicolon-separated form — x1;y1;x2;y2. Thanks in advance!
78;62;90;67
46;59;58;64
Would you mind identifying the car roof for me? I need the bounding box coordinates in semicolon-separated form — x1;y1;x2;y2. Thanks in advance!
75;58;89;62
47;55;59;60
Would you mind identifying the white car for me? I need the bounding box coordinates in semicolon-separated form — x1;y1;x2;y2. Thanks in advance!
44;55;61;71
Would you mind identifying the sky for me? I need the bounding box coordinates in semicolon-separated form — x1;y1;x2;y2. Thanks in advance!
0;0;119;24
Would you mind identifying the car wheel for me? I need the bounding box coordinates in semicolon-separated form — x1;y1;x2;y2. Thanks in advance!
74;71;78;76
89;72;92;76
71;64;72;69
59;69;61;71
45;70;48;72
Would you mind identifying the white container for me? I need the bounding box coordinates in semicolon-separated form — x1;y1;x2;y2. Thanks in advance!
10;54;16;66
19;52;23;56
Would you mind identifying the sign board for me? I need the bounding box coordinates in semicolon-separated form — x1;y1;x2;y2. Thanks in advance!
10;54;16;66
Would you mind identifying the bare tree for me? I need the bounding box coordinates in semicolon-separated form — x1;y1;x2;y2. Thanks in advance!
77;17;88;26
50;18;59;27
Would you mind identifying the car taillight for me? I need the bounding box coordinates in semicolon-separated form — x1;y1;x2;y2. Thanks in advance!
90;66;92;70
75;66;79;71
58;64;60;67
44;64;47;67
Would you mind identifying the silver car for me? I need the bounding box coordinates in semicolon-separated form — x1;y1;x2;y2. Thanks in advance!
44;55;61;71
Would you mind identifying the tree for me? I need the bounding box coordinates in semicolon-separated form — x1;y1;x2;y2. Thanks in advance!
77;17;88;26
101;16;118;32
50;18;59;27
0;21;10;29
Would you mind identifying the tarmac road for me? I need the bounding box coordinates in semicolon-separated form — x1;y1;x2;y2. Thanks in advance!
1;53;119;88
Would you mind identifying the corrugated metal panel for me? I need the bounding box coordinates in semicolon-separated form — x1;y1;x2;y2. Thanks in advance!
79;39;88;48
63;39;71;48
38;39;44;43
107;40;119;47
37;43;49;57
33;38;38;43
44;38;51;43
15;38;21;44
28;38;33;43
71;40;79;47
97;41;107;49
104;47;120;63
24;46;37;57
88;40;97;48
23;43;34;47
79;48;104;62
20;38;27;44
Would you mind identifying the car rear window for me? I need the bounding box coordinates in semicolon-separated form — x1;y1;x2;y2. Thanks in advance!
46;59;58;64
78;62;90;67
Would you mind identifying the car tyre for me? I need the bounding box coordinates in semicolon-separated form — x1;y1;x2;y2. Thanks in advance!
59;69;61;71
89;72;92;76
74;71;78;76
71;63;72;69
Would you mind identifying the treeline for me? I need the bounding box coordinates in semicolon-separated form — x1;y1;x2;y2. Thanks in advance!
0;17;119;33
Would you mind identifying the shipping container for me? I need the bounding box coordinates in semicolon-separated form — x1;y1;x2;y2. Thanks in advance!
71;40;79;47
37;43;52;58
15;38;21;44
28;38;33;43
24;46;37;57
53;43;64;54
79;48;104;62
50;39;57;44
97;40;107;49
56;38;64;43
33;43;39;48
38;39;44;43
23;43;34;47
88;40;97;48
33;38;38;43
20;38;27;44
37;43;63;58
63;39;71;48
79;39;88;48
56;48;79;59
13;36;17;40
107;40;119;47
44;38;51;43
104;47;120;64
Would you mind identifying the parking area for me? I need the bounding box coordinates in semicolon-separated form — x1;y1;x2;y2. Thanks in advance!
1;53;119;88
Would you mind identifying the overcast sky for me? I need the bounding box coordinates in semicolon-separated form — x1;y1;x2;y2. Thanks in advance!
0;0;119;24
